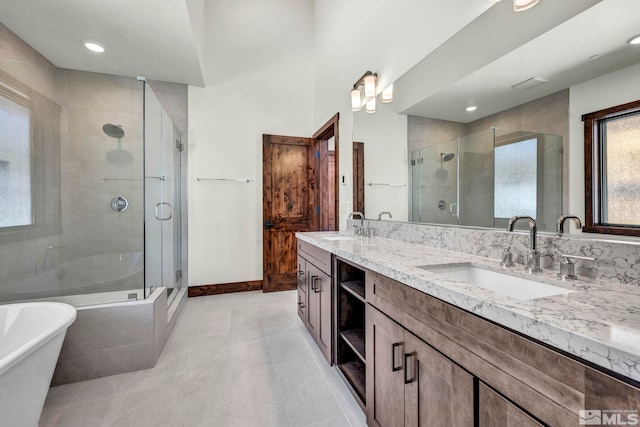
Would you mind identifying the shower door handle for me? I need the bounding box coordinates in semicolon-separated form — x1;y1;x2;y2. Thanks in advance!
449;203;459;217
155;202;173;221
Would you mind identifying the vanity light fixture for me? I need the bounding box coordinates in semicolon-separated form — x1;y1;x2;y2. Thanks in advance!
465;105;478;112
381;84;394;103
366;97;376;114
351;88;362;112
627;34;640;45
513;0;540;12
84;41;105;53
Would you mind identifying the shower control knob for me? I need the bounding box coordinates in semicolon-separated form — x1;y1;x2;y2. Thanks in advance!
111;196;129;212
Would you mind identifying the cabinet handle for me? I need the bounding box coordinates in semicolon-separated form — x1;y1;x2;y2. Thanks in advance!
310;275;318;291
313;276;321;293
297;301;305;308
391;342;403;372
298;270;304;278
404;352;416;384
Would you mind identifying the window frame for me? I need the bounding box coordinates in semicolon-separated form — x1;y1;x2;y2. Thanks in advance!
0;81;35;231
583;98;640;237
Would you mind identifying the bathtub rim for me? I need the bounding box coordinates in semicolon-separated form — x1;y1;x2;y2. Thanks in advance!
0;302;77;376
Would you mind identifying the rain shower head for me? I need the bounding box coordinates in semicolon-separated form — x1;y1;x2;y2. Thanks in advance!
441;152;455;162
102;124;125;139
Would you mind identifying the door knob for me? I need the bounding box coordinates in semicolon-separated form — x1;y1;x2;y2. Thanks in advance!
264;220;274;229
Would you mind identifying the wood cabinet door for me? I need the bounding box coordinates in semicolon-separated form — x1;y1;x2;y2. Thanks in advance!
366;305;405;427
404;332;474;427
479;383;543;427
296;256;307;324
306;263;320;340
315;269;332;364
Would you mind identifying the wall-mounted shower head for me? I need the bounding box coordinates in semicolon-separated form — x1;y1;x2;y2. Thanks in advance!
441;152;455;162
102;124;125;139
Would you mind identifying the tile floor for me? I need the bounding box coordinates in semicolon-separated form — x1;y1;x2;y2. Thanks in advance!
39;290;367;427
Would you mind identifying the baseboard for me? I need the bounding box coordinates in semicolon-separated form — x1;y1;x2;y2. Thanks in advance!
188;280;263;297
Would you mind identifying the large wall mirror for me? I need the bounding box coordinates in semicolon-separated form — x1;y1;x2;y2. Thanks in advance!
352;0;640;234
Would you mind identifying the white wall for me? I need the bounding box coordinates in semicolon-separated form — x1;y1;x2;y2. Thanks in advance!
312;0;492;229
187;0;492;286
352;102;408;221
188;1;314;286
568;62;640;234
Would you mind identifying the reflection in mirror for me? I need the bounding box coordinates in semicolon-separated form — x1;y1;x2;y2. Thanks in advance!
352;0;640;236
410;128;562;232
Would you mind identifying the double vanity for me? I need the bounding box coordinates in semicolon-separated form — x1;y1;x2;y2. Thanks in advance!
296;225;640;426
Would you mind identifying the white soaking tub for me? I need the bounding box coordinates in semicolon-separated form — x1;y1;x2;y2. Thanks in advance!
0;302;76;427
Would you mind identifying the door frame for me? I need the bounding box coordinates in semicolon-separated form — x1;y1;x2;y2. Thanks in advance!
313;113;340;231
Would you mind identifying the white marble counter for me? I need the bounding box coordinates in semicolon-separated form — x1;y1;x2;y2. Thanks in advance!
296;231;640;382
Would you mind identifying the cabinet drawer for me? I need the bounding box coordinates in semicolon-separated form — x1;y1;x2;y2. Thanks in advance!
298;240;331;275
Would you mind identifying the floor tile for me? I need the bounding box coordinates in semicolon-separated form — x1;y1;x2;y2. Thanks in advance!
40;290;365;427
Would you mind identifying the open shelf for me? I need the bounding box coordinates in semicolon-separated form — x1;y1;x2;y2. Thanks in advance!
340;281;365;302
340;329;365;362
338;359;366;404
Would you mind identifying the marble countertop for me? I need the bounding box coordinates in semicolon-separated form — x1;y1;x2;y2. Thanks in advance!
296;231;640;382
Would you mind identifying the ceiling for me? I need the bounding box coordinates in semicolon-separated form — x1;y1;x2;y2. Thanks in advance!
398;0;640;122
0;0;205;86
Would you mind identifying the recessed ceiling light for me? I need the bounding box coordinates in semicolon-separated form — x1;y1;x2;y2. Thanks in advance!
466;105;477;112
84;42;105;53
513;0;540;12
627;34;640;45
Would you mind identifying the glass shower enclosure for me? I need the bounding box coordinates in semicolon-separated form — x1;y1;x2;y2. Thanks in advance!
144;84;183;304
0;70;184;307
411;128;563;232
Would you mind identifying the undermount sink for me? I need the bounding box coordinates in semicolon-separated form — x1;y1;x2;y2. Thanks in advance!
322;236;355;241
420;264;574;301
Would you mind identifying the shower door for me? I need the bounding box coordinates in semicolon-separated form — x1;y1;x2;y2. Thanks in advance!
144;85;183;301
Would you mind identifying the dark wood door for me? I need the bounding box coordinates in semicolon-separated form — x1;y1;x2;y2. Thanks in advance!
353;141;365;215
479;383;543;427
366;305;405;427
404;332;474;427
263;134;316;292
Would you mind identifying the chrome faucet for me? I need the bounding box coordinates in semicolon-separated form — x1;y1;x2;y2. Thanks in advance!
348;212;364;227
43;246;74;270
556;215;582;236
507;216;542;273
348;212;372;237
377;211;392;220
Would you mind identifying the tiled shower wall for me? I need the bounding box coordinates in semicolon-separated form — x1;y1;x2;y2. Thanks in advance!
57;69;145;261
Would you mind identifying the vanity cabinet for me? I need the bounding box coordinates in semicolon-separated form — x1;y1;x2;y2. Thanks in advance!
297;241;332;364
366;305;474;427
365;269;640;427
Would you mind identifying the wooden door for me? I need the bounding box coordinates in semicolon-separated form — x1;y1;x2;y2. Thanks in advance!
263;134;316;292
404;332;474;427
317;138;337;230
479;383;543;426
353;141;365;215
366;305;405;427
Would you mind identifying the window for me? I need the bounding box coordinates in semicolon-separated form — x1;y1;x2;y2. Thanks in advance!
494;138;538;219
0;86;32;228
583;99;640;236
